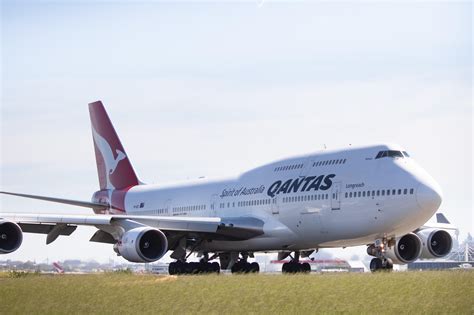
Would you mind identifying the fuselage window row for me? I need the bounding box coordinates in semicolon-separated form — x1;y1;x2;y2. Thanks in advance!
344;188;414;199
217;198;279;208
172;204;207;213
281;194;329;203
312;158;347;168
274;163;304;172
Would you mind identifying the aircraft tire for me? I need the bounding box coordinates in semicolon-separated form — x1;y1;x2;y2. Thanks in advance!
302;262;311;273
168;262;176;275
370;258;383;272
249;262;260;273
211;262;220;273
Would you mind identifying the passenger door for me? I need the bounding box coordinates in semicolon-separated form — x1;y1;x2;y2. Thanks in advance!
209;194;219;217
331;182;341;210
271;197;279;215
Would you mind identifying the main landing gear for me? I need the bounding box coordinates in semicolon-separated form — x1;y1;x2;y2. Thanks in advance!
282;251;311;274
231;252;260;274
168;252;221;275
168;261;220;275
367;237;394;272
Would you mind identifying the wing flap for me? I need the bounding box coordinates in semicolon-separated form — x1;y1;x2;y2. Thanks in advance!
18;223;77;235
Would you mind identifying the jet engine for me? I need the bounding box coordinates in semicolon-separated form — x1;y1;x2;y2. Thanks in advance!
385;233;422;264
416;228;453;259
114;227;168;263
0;220;23;254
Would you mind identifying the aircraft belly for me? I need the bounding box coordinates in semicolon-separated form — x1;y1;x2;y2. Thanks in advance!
200;237;297;252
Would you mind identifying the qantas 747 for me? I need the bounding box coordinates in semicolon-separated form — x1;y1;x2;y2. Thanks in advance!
0;101;454;273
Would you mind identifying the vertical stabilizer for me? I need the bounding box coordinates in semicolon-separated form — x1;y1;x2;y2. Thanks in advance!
89;101;140;190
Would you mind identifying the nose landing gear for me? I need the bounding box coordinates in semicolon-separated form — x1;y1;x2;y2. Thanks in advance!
367;237;394;272
369;257;393;272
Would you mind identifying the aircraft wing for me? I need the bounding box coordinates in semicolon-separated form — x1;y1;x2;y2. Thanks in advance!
0;212;265;244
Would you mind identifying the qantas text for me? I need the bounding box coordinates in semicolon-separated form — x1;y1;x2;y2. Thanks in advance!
267;174;336;198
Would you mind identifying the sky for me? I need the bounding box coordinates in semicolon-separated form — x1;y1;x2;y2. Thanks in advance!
1;1;472;264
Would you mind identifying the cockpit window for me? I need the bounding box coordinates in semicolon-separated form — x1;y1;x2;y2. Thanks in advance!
402;151;410;157
388;150;403;158
375;150;404;159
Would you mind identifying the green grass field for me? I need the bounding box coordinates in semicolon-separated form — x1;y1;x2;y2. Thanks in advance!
0;271;472;314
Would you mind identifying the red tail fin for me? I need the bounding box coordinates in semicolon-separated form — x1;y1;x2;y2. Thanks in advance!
89;101;140;190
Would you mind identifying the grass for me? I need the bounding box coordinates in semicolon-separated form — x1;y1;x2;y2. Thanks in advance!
0;271;472;314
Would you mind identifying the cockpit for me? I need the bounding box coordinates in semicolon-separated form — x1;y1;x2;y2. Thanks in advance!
375;150;410;159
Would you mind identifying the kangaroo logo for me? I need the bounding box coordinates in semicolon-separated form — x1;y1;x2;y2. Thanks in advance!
92;127;127;188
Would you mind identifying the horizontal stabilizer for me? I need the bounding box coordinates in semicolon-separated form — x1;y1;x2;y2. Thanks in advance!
0;191;108;210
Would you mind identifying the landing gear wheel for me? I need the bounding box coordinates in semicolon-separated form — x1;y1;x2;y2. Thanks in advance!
168;262;177;275
249;262;260;273
370;258;383;272
211;262;220;273
383;259;393;271
231;261;246;273
231;261;260;274
169;261;220;275
301;262;311;273
282;262;307;273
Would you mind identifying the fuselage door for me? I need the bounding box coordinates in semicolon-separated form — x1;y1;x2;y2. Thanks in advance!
299;157;313;177
331;182;341;210
210;194;219;217
271;197;279;215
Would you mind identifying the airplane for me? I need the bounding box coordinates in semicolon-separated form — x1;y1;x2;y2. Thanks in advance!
0;101;454;274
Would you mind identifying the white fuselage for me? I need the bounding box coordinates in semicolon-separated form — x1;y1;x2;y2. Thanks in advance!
120;144;442;253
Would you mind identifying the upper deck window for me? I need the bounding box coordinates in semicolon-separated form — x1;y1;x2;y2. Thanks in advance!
375;150;404;159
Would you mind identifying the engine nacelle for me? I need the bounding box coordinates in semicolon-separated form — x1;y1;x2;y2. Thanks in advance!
114;227;168;263
416;228;453;259
385;233;422;264
0;220;23;254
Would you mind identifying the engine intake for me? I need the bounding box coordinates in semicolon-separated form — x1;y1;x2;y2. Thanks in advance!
0;220;23;254
385;233;422;264
417;229;453;258
115;227;168;263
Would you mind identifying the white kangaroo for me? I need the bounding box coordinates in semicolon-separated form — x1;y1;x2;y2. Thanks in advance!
92;127;126;190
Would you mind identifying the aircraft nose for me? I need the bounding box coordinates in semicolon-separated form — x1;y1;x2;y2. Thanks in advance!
416;181;442;212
